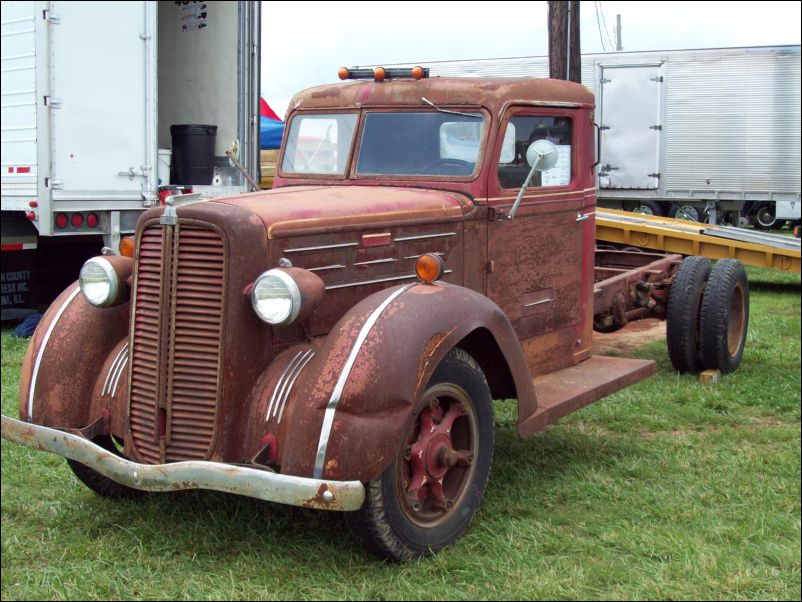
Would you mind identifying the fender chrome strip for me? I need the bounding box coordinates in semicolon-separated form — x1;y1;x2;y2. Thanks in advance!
110;349;129;398
102;343;130;397
276;350;315;424
27;287;81;420
266;350;308;421
313;284;414;478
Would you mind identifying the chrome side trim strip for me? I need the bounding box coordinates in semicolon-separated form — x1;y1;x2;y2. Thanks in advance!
283;242;359;253
308;264;346;272
524;298;554;307
353;258;397;266
325;270;452;290
403;251;445;260
266;350;307;421
102;343;130;396
27;287;81;419
276;351;315;424
270;349;314;422
313;284;413;478
1;415;365;511
393;232;456;242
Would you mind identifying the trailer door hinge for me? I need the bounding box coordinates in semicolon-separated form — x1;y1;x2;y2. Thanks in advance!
599;125;611;131
118;166;149;180
43;10;60;24
45;177;63;190
650;76;664;82
600;78;611;84
649;125;663;131
44;96;61;108
648;173;661;179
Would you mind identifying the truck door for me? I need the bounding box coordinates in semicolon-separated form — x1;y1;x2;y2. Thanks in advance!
47;2;155;215
598;63;663;189
487;108;595;376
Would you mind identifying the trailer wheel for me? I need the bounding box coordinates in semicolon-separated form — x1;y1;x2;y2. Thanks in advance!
669;204;703;222
632;200;663;217
754;204;784;230
699;260;749;374
67;435;144;499
346;348;493;560
666;256;711;373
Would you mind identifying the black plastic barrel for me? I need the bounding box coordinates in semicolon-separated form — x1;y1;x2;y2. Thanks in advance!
170;124;217;185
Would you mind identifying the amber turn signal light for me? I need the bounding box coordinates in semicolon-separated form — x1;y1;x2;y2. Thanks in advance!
119;236;135;258
415;253;444;284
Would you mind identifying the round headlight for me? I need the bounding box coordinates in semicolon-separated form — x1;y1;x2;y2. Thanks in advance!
79;257;119;307
251;269;302;325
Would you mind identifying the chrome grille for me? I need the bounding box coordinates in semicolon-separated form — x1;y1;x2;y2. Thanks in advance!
128;223;225;463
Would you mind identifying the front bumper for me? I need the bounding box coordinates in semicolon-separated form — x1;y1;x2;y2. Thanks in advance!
1;415;365;511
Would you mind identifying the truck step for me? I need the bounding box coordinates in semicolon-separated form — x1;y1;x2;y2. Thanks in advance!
519;355;656;437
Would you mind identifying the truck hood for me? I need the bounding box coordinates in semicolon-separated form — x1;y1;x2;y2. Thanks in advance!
209;185;474;238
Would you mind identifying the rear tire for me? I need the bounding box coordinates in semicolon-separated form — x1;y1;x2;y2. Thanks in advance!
346;348;494;560
631;200;663;217
669;204;703;222
699;260;749;374
666;256;711;373
67;436;144;499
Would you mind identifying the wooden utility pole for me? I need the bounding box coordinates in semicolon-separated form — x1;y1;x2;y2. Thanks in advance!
548;1;581;82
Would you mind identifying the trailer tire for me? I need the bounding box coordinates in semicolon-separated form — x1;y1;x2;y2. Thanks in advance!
631;200;663;217
669;204;704;222
754;204;781;229
67;436;144;499
346;348;493;560
666;256;711;373
699;260;749;374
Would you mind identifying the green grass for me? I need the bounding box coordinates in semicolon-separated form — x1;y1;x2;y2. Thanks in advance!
2;266;800;600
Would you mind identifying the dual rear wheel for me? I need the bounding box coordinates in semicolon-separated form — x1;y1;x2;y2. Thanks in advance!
666;257;749;374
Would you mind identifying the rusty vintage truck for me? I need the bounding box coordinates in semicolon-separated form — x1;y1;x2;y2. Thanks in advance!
1;67;750;560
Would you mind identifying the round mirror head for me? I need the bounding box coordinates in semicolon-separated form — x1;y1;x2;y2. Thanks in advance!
526;139;559;171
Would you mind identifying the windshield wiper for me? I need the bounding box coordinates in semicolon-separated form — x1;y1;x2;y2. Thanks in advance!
421;97;482;118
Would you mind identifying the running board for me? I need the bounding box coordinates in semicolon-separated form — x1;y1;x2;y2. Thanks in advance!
518;355;656;438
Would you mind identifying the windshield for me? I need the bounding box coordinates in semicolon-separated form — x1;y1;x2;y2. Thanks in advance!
356;111;484;177
281;113;357;175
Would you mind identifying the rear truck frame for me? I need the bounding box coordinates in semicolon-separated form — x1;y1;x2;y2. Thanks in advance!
1;68;750;561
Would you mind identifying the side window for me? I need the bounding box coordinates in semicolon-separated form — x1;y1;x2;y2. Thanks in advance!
497;116;572;189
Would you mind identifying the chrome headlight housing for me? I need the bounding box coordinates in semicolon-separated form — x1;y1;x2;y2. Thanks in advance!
79;257;119;307
251;269;302;325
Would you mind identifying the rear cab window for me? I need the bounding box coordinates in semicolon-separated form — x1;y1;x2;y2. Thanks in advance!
497;116;573;189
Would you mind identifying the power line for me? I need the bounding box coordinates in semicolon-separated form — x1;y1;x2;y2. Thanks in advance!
597;1;616;51
594;1;609;51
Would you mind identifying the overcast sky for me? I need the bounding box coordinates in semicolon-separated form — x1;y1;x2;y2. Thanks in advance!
261;0;801;119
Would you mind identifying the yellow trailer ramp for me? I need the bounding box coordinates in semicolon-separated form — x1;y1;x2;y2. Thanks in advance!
596;209;800;273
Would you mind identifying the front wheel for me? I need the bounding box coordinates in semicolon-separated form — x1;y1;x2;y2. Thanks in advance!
346;348;494;560
67;435;144;499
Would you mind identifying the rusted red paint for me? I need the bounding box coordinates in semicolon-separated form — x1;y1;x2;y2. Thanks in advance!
9;74;676;506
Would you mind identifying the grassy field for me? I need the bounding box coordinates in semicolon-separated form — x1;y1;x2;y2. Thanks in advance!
1;266;800;600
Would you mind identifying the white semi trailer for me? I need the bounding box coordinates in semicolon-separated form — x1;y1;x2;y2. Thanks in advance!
1;0;260;319
388;45;801;227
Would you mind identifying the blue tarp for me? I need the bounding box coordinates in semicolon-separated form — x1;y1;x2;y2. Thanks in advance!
260;116;284;150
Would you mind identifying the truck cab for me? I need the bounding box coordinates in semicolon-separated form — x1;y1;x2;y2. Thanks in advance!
2;68;749;560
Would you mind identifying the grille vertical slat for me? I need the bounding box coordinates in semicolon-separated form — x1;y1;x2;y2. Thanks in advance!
128;223;225;464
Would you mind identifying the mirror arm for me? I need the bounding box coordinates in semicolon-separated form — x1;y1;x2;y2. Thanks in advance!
509;155;543;219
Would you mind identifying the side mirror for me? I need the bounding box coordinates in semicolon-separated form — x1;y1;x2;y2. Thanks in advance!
526;139;559;171
509;140;560;219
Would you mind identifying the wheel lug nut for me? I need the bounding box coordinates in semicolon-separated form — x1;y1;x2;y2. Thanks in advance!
413;501;423;512
404;447;412;460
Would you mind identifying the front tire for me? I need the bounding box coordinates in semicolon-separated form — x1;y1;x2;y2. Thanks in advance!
346;348;494;560
67;435;144;499
666;256;712;373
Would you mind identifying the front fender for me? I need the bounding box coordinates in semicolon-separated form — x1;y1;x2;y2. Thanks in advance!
18;281;130;431
278;282;535;482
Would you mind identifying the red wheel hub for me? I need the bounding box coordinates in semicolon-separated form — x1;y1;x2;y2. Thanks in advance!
404;399;474;513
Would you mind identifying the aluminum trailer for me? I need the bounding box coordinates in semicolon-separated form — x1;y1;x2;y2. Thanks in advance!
0;1;260;319
387;45;801;227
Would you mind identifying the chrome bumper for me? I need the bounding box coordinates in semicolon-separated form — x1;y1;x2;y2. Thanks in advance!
1;415;365;511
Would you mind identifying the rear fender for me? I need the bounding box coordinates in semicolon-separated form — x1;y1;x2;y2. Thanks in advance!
18;279;131;433
278;282;535;482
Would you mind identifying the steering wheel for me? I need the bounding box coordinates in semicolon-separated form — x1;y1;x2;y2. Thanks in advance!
423;159;473;175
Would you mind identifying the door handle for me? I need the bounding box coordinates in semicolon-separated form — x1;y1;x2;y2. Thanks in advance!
576;212;592;222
